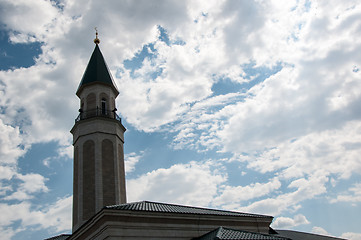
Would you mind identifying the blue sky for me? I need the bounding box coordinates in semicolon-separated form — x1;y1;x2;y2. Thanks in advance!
0;0;361;239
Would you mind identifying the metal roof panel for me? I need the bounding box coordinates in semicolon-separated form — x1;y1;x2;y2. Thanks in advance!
105;201;272;218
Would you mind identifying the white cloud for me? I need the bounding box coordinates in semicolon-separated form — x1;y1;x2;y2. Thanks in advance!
16;173;48;193
0;0;359;150
246;121;361;180
0;227;19;240
1;0;358;154
0;0;59;43
331;182;361;204
0;119;26;168
0;62;79;147
125;151;144;174
212;177;281;207
0;120;28;201
38;196;72;233
4;173;48;201
127;161;226;207
312;226;330;236
172;95;361;215
341;232;361;240
57;143;73;159
0;196;72;240
43;157;52;167
0;182;12;196
234;172;329;216
272;214;310;229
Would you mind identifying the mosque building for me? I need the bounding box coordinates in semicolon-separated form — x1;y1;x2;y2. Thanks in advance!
46;33;344;240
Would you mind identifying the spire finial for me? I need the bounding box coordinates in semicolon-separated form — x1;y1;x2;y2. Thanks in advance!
94;27;100;44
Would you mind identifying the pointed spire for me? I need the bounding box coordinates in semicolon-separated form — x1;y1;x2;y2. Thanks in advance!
76;33;118;96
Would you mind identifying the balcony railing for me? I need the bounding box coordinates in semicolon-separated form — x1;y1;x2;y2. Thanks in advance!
75;108;122;123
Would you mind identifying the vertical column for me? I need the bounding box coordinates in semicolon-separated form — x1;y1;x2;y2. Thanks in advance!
102;139;115;206
118;142;127;203
82;140;95;221
72;146;79;228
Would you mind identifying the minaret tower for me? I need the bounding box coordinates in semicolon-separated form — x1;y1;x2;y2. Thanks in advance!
71;31;126;232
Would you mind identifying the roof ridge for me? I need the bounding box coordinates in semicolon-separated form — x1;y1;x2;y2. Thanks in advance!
104;200;272;218
145;200;271;217
105;200;146;208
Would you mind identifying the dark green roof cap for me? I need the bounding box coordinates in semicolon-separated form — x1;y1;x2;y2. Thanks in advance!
77;44;118;96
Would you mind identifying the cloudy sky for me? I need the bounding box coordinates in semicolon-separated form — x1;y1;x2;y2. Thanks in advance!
0;0;361;239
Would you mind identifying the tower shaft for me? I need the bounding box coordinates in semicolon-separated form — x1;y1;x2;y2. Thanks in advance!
71;41;126;232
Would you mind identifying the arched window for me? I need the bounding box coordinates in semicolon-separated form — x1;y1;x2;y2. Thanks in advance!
101;98;107;115
100;93;109;116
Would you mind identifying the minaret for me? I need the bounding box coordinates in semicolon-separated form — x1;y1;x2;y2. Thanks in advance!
70;31;126;232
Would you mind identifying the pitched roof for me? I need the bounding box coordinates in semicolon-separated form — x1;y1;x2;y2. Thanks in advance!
76;44;118;96
104;201;272;218
44;234;71;240
193;227;291;240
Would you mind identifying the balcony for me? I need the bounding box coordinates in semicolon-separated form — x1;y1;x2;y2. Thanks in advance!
75;108;122;123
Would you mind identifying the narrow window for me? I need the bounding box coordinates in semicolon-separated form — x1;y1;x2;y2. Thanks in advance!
101;99;107;115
